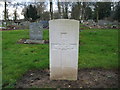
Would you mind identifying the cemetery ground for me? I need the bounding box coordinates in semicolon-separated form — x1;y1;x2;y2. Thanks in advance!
2;28;118;88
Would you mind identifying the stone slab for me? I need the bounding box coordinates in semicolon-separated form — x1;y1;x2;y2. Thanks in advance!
25;39;44;44
29;22;43;40
49;19;79;80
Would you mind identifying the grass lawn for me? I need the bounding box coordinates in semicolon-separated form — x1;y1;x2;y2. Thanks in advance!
2;29;118;88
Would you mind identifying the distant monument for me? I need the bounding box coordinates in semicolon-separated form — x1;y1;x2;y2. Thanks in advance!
49;19;79;80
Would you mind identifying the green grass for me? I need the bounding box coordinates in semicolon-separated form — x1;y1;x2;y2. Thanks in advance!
2;29;118;88
0;29;2;89
79;29;118;68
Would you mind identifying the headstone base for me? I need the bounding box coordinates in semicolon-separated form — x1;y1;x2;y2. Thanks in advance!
25;39;44;44
17;39;49;44
50;67;77;80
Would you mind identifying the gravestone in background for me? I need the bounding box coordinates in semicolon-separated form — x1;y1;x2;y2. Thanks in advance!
19;21;30;29
98;20;112;26
25;22;44;44
29;22;43;40
39;21;49;28
49;19;79;80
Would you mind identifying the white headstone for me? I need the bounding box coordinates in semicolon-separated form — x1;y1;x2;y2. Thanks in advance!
49;19;79;80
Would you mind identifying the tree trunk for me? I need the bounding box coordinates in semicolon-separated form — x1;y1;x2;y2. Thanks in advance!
14;9;17;21
4;1;7;21
64;2;68;19
57;0;61;19
62;3;64;18
50;1;53;19
96;10;99;22
81;2;86;21
4;1;7;27
77;2;81;20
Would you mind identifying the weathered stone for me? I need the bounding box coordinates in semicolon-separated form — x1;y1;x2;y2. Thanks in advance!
25;39;44;44
49;19;79;80
29;22;43;40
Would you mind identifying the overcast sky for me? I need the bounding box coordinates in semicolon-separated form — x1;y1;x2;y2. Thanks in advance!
0;0;120;20
0;0;59;20
0;2;24;20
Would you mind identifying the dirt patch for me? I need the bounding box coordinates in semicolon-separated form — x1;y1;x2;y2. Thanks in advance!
15;68;119;88
17;38;49;44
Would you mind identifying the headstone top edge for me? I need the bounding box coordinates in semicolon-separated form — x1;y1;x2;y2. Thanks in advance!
30;22;42;24
49;19;79;23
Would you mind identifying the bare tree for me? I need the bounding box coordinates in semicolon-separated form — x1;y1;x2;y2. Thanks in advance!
4;1;7;21
61;2;65;18
13;3;19;21
81;2;86;21
3;1;9;27
57;0;61;18
64;2;69;19
13;9;18;21
71;2;81;20
50;0;53;19
36;2;46;20
77;2;81;20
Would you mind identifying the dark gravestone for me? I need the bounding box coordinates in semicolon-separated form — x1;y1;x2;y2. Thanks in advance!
29;22;43;40
98;20;112;26
39;21;49;28
24;22;44;44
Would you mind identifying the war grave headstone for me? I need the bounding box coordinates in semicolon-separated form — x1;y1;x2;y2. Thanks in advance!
49;19;79;80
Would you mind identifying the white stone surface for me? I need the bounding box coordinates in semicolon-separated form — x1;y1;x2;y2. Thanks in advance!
49;19;79;80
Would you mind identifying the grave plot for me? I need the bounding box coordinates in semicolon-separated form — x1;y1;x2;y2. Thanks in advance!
15;69;119;88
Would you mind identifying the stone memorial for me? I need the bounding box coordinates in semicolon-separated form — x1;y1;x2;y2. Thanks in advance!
49;19;79;80
25;22;44;44
98;20;112;26
29;22;43;40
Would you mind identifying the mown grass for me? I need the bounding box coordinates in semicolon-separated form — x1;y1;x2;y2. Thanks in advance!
0;29;2;89
79;29;118;68
2;29;118;88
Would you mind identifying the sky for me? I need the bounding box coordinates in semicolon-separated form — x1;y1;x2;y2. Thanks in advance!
0;0;120;20
0;1;58;20
0;2;24;20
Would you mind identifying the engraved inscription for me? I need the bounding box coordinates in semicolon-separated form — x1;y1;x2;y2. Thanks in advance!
61;32;67;41
52;43;77;50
